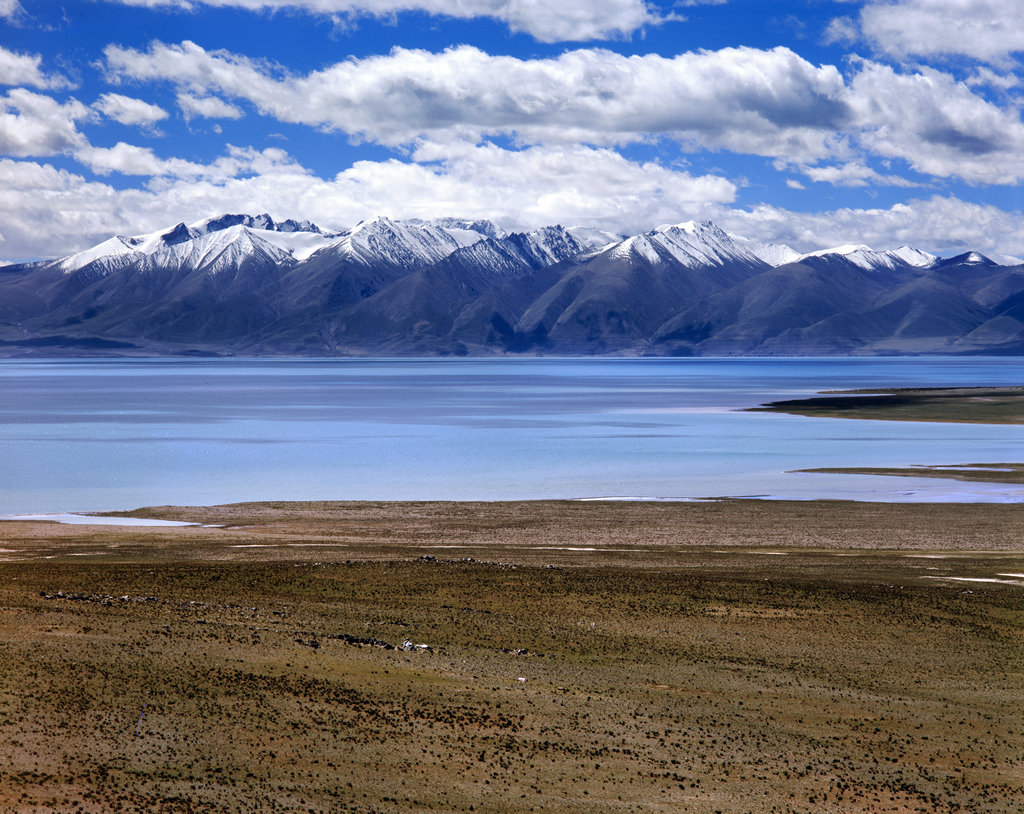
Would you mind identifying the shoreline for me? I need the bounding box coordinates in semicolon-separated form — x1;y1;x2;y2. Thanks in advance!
2;499;1022;564
794;462;1024;485
750;384;1024;424
4;475;1024;530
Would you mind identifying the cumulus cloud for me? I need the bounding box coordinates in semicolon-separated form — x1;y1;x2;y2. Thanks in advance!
75;141;305;179
853;0;1024;65
0;141;735;259
94;92;168;126
76;142;209;177
718;196;1024;264
3;140;1023;265
848;59;1024;184
0;45;72;89
102;0;672;42
0;89;90;157
798;160;919;188
177;92;244;120
400;140;736;233
965;68;1022;91
102;40;1024;185
104;41;850;162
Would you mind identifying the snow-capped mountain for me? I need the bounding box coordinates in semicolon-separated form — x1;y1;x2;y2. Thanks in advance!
601;220;767;269
51;212;941;280
315;216;495;270
728;233;801;267
799;243;936;271
59;213;338;275
2;212;1021;357
937;251;998;268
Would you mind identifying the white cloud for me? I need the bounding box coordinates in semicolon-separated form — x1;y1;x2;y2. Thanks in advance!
177;92;244;120
0;89;90;157
102;40;1024;185
94;92;168;126
822;16;858;47
102;0;673;42
75;141;304;179
965;67;1022;91
0;0;23;20
798;160;920;188
855;0;1024;65
5;135;1024;266
848;59;1024;184
0;142;734;259
0;45;72;90
400;140;736;233
104;42;850;162
3;145;1023;265
76;142;208;177
718;196;1024;264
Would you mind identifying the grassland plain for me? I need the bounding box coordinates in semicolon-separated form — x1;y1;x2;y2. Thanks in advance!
1;500;1023;813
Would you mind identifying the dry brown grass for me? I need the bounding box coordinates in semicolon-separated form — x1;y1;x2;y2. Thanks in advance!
1;500;1022;813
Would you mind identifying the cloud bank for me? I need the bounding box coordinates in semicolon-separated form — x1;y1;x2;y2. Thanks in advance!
103;41;1024;185
3;144;1022;266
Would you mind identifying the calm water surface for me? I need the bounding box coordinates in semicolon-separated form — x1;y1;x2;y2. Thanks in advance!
1;357;1022;513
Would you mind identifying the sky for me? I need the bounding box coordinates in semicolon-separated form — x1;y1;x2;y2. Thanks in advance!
1;0;1023;263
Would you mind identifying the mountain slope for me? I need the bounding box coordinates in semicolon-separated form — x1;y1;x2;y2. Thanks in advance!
1;214;1021;356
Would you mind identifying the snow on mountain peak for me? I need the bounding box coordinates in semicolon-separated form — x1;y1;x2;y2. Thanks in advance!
51;213;957;281
607;234;662;264
58;236;143;274
801;243;936;271
425;217;506;241
606;219;766;269
520;225;586;265
132;223;292;276
889;245;937;268
58;214;339;274
654;219;722;238
725;233;801;267
189;213;330;237
565;226;622;252
324;216;483;269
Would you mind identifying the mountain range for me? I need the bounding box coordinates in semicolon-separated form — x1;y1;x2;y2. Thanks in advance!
1;214;1022;356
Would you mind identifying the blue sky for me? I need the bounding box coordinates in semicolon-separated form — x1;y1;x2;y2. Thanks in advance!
1;0;1023;261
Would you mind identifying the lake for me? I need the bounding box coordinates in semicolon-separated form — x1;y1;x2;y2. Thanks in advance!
1;357;1022;513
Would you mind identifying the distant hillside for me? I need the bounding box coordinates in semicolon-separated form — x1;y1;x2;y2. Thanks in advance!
1;214;1022;356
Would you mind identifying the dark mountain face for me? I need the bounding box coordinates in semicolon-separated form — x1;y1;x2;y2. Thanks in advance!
1;215;1022;357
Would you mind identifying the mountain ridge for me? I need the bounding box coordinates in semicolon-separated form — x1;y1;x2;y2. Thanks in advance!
2;214;1022;357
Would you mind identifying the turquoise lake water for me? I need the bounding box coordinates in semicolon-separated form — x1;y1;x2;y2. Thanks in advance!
1;357;1021;513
